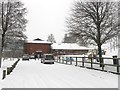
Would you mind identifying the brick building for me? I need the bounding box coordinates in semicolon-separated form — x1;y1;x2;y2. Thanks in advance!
24;39;52;57
24;38;94;57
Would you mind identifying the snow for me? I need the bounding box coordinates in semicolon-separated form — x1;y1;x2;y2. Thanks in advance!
57;48;119;73
0;45;119;88
52;43;94;50
0;59;118;88
27;40;52;44
0;58;18;89
1;58;18;69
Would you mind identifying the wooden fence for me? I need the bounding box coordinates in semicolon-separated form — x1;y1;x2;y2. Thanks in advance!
2;59;20;80
55;55;120;75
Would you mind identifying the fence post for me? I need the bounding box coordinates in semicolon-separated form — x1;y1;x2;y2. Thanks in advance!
66;58;67;64
82;57;84;67
62;57;64;64
102;58;104;71
2;70;6;79
62;59;64;64
70;57;72;65
60;58;62;63
57;56;59;62
75;57;77;66
91;58;93;69
7;67;11;75
117;59;119;74
59;57;61;63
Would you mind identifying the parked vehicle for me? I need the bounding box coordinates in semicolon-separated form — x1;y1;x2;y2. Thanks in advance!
41;54;55;64
29;54;35;59
22;54;29;61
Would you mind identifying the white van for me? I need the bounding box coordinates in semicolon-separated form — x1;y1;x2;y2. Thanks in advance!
41;54;55;64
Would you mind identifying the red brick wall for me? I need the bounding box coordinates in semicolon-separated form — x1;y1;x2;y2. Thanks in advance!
24;43;51;55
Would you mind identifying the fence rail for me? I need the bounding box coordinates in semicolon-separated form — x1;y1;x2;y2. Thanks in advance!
2;59;20;80
55;55;120;75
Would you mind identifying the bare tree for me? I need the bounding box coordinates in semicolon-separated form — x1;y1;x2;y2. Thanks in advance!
0;0;27;68
47;34;56;43
66;1;120;67
62;34;77;43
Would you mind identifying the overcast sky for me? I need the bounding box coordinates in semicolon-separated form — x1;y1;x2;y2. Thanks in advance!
22;0;75;43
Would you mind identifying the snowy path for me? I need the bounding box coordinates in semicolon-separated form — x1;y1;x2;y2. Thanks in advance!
1;59;118;88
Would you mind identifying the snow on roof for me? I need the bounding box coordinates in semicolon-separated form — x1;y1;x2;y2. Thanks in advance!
26;40;52;44
51;43;94;50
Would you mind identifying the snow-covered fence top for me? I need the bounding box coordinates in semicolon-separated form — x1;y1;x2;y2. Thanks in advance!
0;58;18;80
56;55;120;75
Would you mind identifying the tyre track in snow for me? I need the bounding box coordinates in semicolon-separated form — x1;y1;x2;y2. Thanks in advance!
1;59;118;88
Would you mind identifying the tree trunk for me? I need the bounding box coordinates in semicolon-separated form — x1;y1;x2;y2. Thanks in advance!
0;57;1;68
0;35;3;68
96;16;103;67
0;49;3;68
118;34;120;73
98;43;103;67
0;33;5;68
0;2;3;68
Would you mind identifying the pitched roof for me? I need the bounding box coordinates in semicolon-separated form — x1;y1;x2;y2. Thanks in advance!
51;43;94;50
26;39;52;44
34;38;43;41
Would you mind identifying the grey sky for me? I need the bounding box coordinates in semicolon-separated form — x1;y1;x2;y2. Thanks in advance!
22;0;74;43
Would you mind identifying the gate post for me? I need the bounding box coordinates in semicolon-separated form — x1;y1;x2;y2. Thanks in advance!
70;57;72;65
2;70;6;79
91;58;93;69
117;58;119;74
82;57;85;67
75;57;77;66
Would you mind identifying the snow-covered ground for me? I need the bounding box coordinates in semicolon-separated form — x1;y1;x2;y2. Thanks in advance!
0;58;18;79
0;58;18;89
0;59;118;88
57;48;119;73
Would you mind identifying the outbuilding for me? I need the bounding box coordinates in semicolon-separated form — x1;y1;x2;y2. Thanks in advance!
24;38;94;57
51;43;94;55
24;38;52;57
